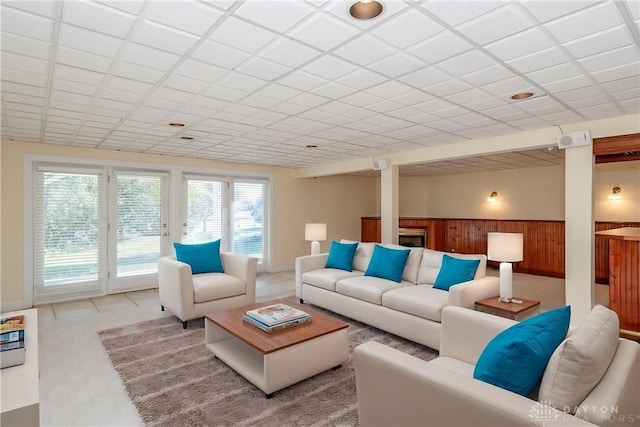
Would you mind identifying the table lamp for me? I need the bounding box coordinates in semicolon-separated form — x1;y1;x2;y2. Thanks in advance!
487;232;523;303
305;223;326;255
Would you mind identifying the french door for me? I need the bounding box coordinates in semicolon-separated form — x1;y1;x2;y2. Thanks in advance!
33;165;169;304
182;175;267;271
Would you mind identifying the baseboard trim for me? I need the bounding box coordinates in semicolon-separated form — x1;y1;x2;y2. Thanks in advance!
0;300;27;314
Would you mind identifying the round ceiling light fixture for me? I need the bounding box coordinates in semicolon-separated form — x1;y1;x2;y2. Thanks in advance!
169;122;185;127
510;92;534;100
349;0;384;20
180;136;194;140
306;144;318;148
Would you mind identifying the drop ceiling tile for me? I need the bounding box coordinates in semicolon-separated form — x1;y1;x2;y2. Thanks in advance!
257;83;303;101
1;68;48;87
112;61;165;84
437;50;497;77
333;35;396;66
592;62;640;84
174;59;228;83
425;78;474;97
619;99;640;112
484;27;555;62
526;62;584;85
456;4;537;45
392;90;435;106
59;23;123;57
142;0;224;36
601;75;640;93
337;68;387;90
544;1;624;44
340;91;384;108
555;85;605;102
2;51;49;75
258;37;321;68
540;74;592;94
56;47;112;73
239;94;281;109
398;66;450;89
1;5;52;41
106;76;153;94
506;46;571;74
414;98;457;113
217;72;267;93
62;1;135;38
364;80;413;99
422;0;502;27
407;31;472;64
577;103;623;119
237;57;291;81
302;55;358;80
52;78;99;96
191;39;251;69
129;19;199;55
1;32;51;60
288;92;330;108
371;9;443;49
287;11;358;50
563;25;634;59
460;64;516;87
278;71;327;91
162;73;211;93
235;0;313;33
211;17;277;54
578;45;640;73
119;42;182;71
50;90;94;106
311;82;358;99
522;0;598;24
368;99;405;113
446;88;494;105
202;85;248;102
368;52;425;78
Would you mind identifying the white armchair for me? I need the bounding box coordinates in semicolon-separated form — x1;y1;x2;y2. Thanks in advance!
354;306;640;427
158;252;257;328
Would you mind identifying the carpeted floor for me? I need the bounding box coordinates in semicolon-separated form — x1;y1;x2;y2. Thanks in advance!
98;306;438;427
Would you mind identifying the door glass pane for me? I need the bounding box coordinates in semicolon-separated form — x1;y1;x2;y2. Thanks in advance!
116;175;162;277
233;182;264;261
184;180;223;244
40;172;101;286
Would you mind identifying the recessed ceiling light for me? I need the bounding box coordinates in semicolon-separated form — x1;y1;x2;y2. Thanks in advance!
169;122;185;127
180;136;194;140
306;144;318;148
349;1;384;19
510;92;534;100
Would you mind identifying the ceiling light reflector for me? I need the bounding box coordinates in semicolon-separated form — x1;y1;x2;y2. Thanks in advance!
349;1;383;19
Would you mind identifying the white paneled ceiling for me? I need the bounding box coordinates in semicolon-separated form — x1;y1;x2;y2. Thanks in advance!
1;0;639;175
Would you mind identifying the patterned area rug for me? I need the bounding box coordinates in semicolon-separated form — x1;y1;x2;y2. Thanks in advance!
98;305;438;427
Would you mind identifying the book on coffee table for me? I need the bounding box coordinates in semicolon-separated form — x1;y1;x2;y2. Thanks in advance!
245;303;310;327
242;314;311;333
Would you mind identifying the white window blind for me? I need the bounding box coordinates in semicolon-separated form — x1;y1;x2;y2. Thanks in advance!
183;178;224;244
232;180;266;262
34;167;106;303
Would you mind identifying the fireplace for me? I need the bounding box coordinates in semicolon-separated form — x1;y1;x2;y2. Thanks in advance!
398;228;426;248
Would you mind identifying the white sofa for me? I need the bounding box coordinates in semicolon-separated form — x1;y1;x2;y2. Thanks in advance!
354;306;640;427
158;252;257;328
295;241;499;350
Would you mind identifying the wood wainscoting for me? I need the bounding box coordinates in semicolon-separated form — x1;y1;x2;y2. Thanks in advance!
361;217;640;283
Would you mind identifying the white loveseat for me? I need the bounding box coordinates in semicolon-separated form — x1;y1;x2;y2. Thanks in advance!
295;241;499;350
354;306;640;427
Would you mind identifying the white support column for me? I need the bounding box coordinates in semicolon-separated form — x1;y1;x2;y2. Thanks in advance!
564;145;595;325
380;164;399;244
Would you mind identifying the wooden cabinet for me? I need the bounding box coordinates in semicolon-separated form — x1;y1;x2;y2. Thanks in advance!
596;228;640;339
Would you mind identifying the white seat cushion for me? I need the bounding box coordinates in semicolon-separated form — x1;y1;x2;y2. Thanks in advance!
302;269;363;292
538;304;620;413
336;276;412;305
382;285;449;322
192;273;245;303
429;357;475;377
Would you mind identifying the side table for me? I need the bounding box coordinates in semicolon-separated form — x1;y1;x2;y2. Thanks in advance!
475;296;541;321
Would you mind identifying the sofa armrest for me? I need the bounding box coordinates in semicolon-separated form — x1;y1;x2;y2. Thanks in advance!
354;341;594;427
439;306;516;364
295;253;329;297
158;256;196;318
221;252;258;304
448;275;500;309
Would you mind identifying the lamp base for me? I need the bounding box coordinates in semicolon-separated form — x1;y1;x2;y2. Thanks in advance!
499;262;513;303
310;240;320;255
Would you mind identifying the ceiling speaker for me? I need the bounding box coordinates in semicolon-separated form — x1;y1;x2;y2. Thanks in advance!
372;159;388;170
557;130;592;149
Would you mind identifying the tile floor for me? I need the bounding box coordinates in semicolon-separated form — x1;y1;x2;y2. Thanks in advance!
34;269;608;426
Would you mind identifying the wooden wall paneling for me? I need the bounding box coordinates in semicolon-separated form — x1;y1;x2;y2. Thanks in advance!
608;239;639;333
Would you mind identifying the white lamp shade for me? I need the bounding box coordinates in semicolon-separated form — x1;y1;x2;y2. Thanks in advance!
487;232;523;262
305;223;326;242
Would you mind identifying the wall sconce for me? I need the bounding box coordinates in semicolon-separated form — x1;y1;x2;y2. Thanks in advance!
607;186;622;200
305;223;327;255
486;191;498;202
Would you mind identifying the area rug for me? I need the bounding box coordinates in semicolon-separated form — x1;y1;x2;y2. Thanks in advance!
98;305;438;427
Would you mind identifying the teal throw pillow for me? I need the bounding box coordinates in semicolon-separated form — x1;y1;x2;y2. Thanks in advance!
173;240;224;274
325;241;358;272
473;305;571;396
433;254;481;291
364;245;410;283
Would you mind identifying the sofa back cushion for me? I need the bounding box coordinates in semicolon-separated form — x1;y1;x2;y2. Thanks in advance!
538;304;620;414
417;250;486;285
341;240;375;272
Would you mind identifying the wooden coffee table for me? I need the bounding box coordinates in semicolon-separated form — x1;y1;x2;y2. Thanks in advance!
204;299;348;398
475;296;541;321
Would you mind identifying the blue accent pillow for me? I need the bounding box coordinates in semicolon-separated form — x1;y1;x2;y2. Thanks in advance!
364;245;410;283
433;254;481;291
473;306;571;396
173;240;224;274
325;241;358;271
